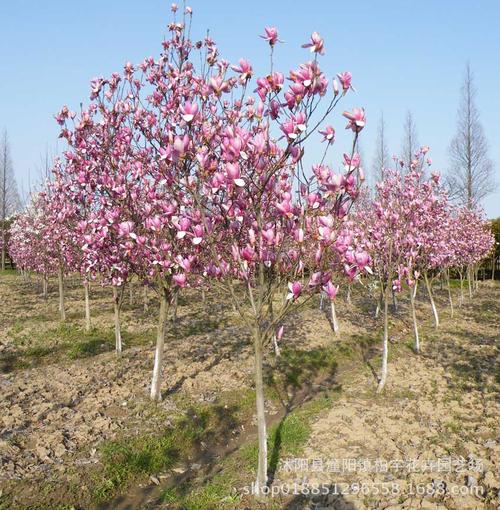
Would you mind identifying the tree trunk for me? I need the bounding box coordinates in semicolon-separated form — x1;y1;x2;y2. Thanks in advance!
1;225;5;271
410;284;420;353
345;285;352;305
459;271;464;306
143;285;149;312
171;291;178;323
84;280;91;332
492;255;496;281
113;286;123;355
392;289;398;313
253;324;268;494
446;269;454;318
374;287;383;318
129;282;134;306
42;275;48;299
424;271;439;328
58;265;66;321
377;283;390;393
467;265;472;298
201;288;206;303
330;300;339;334
150;286;170;401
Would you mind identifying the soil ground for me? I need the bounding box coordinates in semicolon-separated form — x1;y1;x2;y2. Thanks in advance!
0;272;498;509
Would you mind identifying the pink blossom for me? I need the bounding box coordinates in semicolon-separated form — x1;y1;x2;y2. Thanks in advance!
337;72;353;93
302;32;325;55
323;281;338;300
286;281;302;300
343;108;366;132
319;125;335;144
260;27;281;46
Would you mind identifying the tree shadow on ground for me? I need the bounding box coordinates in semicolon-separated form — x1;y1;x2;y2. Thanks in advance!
98;401;242;510
283;488;357;509
265;346;341;486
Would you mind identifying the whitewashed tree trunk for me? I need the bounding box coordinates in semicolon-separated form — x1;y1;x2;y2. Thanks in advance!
143;285;148;312
424;271;439;328
253;324;268;494
467;265;473;299
42;275;48;299
58;265;66;321
377;284;390;393
171;291;178;323
330;300;339;334
446;269;454;317
113;286;123;355
150;287;170;401
410;285;420;353
84;280;91;332
459;271;464;306
345;284;352;305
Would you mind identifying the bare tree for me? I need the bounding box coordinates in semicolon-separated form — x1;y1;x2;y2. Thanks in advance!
446;63;496;208
372;112;389;183
0;131;22;269
400;110;419;172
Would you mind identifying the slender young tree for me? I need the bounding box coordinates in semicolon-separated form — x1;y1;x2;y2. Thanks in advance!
0;131;21;269
371;112;389;183
400;110;419;172
446;63;496;208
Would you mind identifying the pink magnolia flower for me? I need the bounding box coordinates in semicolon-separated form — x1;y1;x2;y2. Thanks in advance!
231;59;253;82
343;108;366;132
260;27;281;46
173;273;187;287
180;101;199;122
319;125;335;144
308;271;322;287
337;72;353;93
332;78;339;96
323;281;338;300
354;251;370;269
117;221;135;237
302;32;325;55
286;281;302;300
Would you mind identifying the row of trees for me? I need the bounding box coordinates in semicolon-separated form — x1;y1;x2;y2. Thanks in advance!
371;64;496;209
6;7;495;495
0;131;22;269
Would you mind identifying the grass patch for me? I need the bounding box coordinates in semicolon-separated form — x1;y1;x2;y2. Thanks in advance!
267;347;338;390
92;401;241;503
93;434;179;501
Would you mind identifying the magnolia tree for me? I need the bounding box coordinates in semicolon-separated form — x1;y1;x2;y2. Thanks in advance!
356;149;443;390
451;207;494;300
111;9;368;493
9;186;79;320
9;199;59;291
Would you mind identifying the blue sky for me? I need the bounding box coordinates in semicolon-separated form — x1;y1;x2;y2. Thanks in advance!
1;0;499;217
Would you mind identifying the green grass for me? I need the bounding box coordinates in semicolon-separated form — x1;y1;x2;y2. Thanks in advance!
108;389;336;509
267;346;338;390
93;434;179;501
179;393;335;509
91;400;243;503
0;268;17;275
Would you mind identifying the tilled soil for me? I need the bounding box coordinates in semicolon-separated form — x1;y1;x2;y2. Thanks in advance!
0;274;498;510
277;284;500;510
